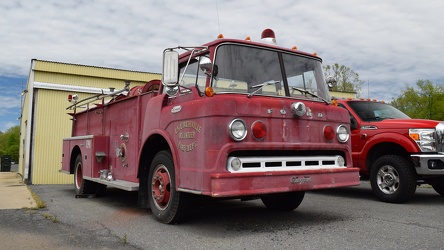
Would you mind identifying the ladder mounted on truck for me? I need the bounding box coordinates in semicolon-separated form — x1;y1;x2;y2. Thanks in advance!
66;81;131;114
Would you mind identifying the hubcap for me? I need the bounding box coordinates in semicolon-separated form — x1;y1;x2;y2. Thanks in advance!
376;165;399;194
151;165;171;210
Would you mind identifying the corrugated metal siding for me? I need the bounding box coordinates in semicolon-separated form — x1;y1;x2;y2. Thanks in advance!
27;60;161;184
34;60;160;82
32;89;74;184
330;91;357;99
32;88;116;184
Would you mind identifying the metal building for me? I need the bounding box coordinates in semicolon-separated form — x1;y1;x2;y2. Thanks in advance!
330;90;357;99
19;59;160;184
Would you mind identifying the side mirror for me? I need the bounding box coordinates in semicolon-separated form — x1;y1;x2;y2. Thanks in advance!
326;76;337;90
162;50;179;87
350;115;358;130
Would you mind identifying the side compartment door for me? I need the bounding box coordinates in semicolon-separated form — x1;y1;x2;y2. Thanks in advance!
106;97;139;182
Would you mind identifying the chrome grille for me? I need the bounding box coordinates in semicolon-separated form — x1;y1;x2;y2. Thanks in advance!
436;122;444;152
227;155;345;173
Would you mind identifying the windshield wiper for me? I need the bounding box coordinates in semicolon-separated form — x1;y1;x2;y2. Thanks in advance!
291;87;329;104
248;80;280;98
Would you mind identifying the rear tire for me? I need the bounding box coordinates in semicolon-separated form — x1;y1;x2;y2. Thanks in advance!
370;155;416;203
148;150;188;224
261;191;305;211
74;154;104;195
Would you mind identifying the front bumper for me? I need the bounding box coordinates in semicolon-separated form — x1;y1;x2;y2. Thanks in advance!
411;153;444;175
208;167;360;197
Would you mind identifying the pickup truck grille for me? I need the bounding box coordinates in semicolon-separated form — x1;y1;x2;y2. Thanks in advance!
227;155;345;173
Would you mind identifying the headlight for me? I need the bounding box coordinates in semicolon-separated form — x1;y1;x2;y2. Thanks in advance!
228;119;247;141
231;157;242;171
409;128;436;152
336;124;350;143
336;156;345;167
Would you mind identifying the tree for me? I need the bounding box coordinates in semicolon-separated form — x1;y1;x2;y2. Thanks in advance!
391;80;444;120
0;126;20;163
0;131;5;156
323;63;364;96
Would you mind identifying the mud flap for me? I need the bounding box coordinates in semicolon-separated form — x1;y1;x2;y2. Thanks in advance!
137;177;150;209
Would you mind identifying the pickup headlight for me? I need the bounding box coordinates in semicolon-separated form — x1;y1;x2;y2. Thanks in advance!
409;128;436;152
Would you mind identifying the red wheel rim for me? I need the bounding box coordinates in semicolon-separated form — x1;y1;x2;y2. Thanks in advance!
151;165;171;210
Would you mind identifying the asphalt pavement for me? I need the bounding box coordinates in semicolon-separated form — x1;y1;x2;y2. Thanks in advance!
0;165;136;249
1;165;444;249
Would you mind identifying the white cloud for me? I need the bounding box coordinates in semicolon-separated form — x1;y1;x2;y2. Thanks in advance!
0;0;442;105
0;95;21;111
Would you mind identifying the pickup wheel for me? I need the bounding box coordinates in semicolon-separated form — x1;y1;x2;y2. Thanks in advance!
74;154;97;195
148;150;188;224
370;155;417;203
261;191;305;211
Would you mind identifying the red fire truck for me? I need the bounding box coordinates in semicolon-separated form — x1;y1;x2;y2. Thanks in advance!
61;29;360;224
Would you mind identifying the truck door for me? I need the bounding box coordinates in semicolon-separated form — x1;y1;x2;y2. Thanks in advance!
162;55;209;188
337;103;365;166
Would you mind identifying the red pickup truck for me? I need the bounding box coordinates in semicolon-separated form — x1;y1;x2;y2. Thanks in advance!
335;98;444;203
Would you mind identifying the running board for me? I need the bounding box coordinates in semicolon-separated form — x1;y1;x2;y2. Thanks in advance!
84;176;139;191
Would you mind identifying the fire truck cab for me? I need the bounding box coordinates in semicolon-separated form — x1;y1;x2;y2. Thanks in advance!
61;29;360;224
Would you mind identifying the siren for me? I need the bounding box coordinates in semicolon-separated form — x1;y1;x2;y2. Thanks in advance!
261;29;277;45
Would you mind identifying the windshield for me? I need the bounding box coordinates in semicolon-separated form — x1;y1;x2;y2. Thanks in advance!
212;44;330;101
348;101;411;121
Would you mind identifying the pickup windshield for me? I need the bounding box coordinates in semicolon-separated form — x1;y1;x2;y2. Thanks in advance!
212;44;330;102
348;101;411;121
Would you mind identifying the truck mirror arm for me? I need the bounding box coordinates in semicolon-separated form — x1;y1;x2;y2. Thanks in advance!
350;116;358;130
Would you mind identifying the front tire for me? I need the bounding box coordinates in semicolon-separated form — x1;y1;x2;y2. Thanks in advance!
261;191;305;211
148;150;188;224
370;155;416;203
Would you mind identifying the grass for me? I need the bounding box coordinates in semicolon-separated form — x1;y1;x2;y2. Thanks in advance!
27;186;46;209
120;234;128;244
42;213;59;223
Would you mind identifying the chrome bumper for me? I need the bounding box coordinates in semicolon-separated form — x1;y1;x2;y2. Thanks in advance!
411;153;444;175
227;155;346;173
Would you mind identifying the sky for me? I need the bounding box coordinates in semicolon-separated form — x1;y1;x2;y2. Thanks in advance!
0;0;443;132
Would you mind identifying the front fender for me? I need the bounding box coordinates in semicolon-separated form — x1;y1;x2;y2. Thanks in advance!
357;132;419;172
138;128;180;184
366;132;419;153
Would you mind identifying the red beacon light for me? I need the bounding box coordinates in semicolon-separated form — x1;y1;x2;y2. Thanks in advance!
261;29;277;45
68;94;78;102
